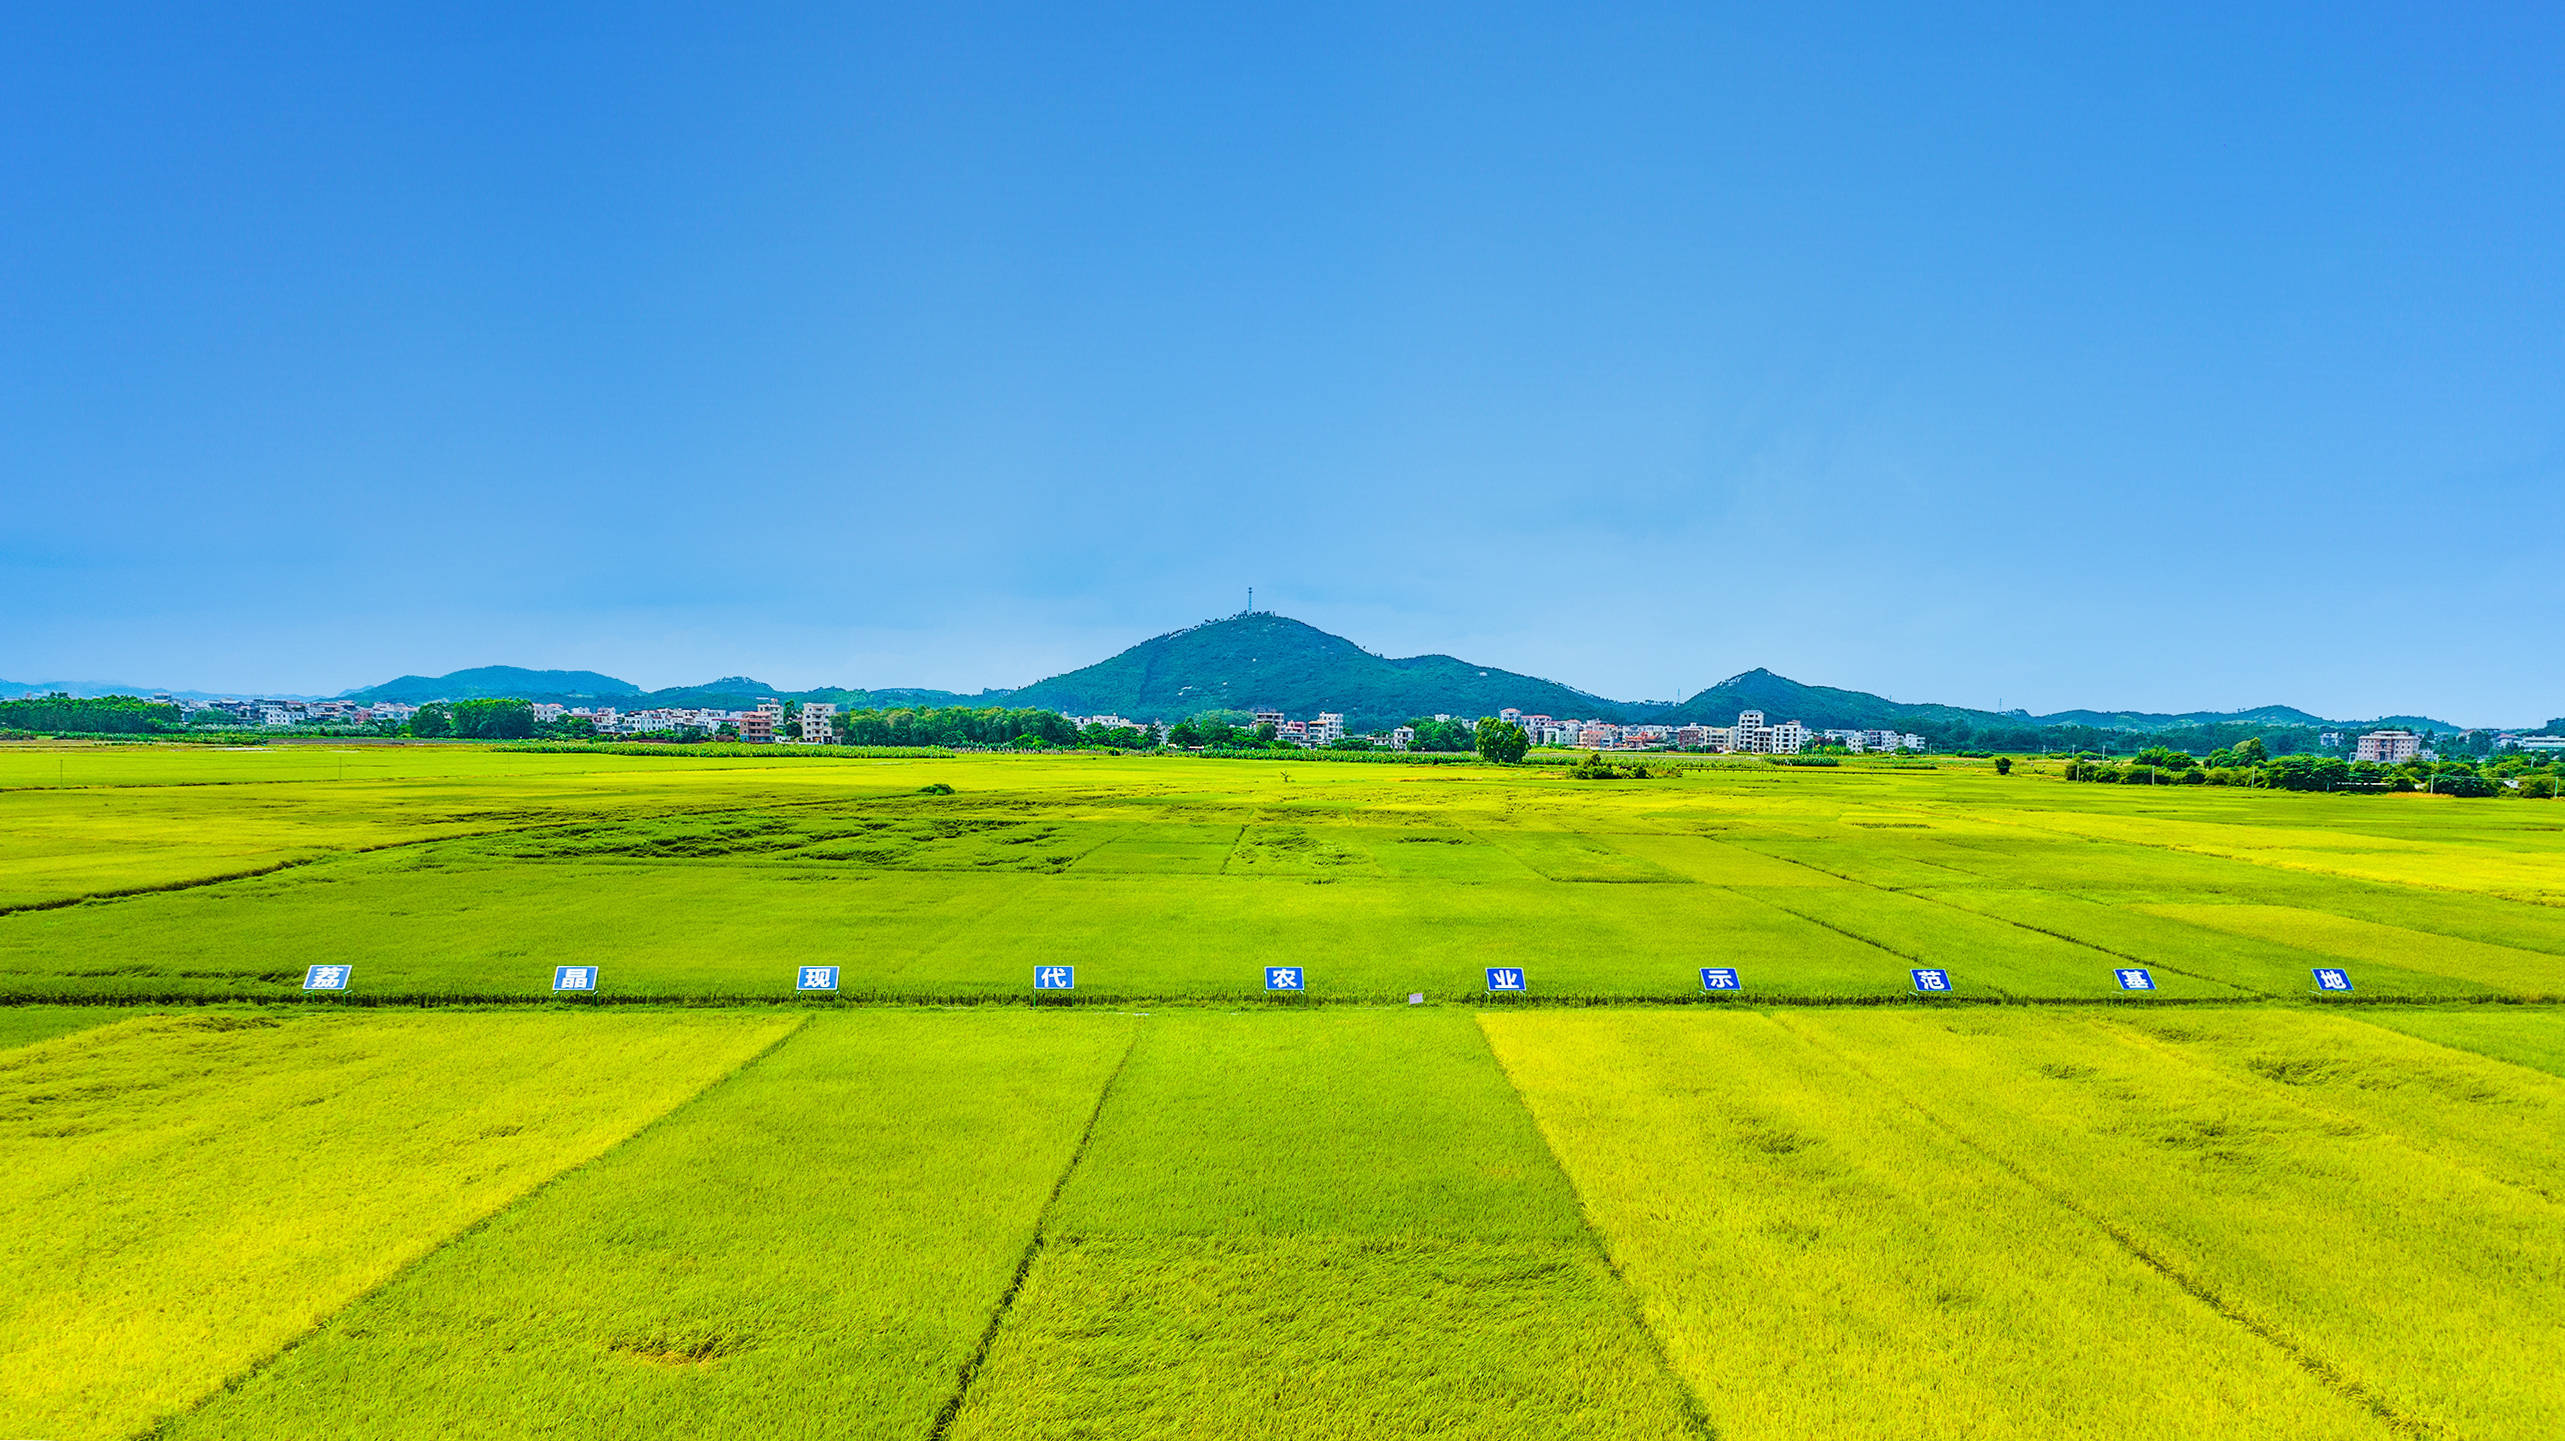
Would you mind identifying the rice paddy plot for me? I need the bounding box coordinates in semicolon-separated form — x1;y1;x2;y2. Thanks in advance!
2141;902;2563;997
1779;1008;2565;1439
1480;1009;2392;1440
0;1003;124;1051
165;1011;1136;1441
0;1009;794;1441
944;1010;1705;1439
2355;1006;2565;1081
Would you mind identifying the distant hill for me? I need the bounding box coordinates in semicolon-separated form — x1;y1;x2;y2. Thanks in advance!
1004;614;1623;732
318;614;2480;739
342;667;642;706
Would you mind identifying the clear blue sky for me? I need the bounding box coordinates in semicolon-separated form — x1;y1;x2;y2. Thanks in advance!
5;5;2559;723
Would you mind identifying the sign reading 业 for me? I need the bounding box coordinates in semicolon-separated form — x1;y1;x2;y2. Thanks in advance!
1035;965;1075;991
1264;967;1304;991
1485;967;1527;993
1910;968;1952;993
303;964;351;991
553;965;597;992
1699;967;1740;992
2115;968;2156;991
797;966;839;992
2312;968;2354;993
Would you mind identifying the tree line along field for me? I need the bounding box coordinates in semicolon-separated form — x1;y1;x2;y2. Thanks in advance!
3;743;2563;1438
3;744;2564;1002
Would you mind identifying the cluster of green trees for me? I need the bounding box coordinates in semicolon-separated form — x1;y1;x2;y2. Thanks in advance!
1567;751;1657;779
2064;737;2554;797
828;707;1086;748
0;696;184;735
409;700;537;740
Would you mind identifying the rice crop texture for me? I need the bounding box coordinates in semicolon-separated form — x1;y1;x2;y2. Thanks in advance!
944;1010;1705;1439
1777;1008;2565;1437
167;1010;1135;1440
1479;1008;2393;1439
2;747;2563;1002
0;1009;793;1440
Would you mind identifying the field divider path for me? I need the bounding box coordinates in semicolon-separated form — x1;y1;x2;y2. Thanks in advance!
926;1018;1144;1441
1472;1015;1720;1441
1726;837;2266;996
1764;1012;2435;1440
136;1014;814;1440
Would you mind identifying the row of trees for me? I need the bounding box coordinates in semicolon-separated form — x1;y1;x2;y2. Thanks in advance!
2065;742;2554;797
0;696;183;734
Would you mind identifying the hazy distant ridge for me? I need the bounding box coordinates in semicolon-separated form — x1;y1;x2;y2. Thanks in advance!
320;613;2470;736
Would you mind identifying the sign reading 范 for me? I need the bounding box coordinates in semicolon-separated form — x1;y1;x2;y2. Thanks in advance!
1699;968;1740;992
1910;968;1952;993
553;966;597;992
302;964;351;991
797;966;839;992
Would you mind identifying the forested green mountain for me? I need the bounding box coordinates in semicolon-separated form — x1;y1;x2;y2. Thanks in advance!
326;613;2470;743
344;667;641;705
1004;614;1621;732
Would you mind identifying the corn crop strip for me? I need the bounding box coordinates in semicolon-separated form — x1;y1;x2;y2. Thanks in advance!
944;1010;1706;1439
0;1010;792;1441
1480;1010;2392;1439
1779;1008;2565;1437
165;1011;1134;1440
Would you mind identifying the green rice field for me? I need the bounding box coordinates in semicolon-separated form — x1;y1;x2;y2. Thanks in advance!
4;743;2562;1437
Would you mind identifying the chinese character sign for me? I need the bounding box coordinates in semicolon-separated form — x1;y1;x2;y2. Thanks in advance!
1485;968;1527;993
554;966;597;992
1910;968;1952;993
1699;968;1740;991
1264;967;1304;991
797;966;839;992
2115;968;2156;991
1035;966;1076;990
302;965;351;991
2312;968;2354;993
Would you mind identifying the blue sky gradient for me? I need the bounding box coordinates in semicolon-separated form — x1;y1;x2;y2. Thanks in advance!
5;5;2560;721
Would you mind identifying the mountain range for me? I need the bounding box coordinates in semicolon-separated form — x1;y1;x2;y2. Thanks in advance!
292;613;2480;743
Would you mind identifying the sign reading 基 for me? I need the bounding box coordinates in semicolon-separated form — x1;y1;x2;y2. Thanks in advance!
2115;968;2156;991
797;966;839;992
302;964;351;991
553;966;598;992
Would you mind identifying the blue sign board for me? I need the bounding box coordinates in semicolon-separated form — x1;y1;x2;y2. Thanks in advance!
1264;966;1305;991
1485;967;1527;993
303;964;351;991
1910;968;1953;993
2114;968;2156;991
1035;965;1075;990
553;965;597;992
2312;967;2354;993
797;966;839;992
1699;967;1740;991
